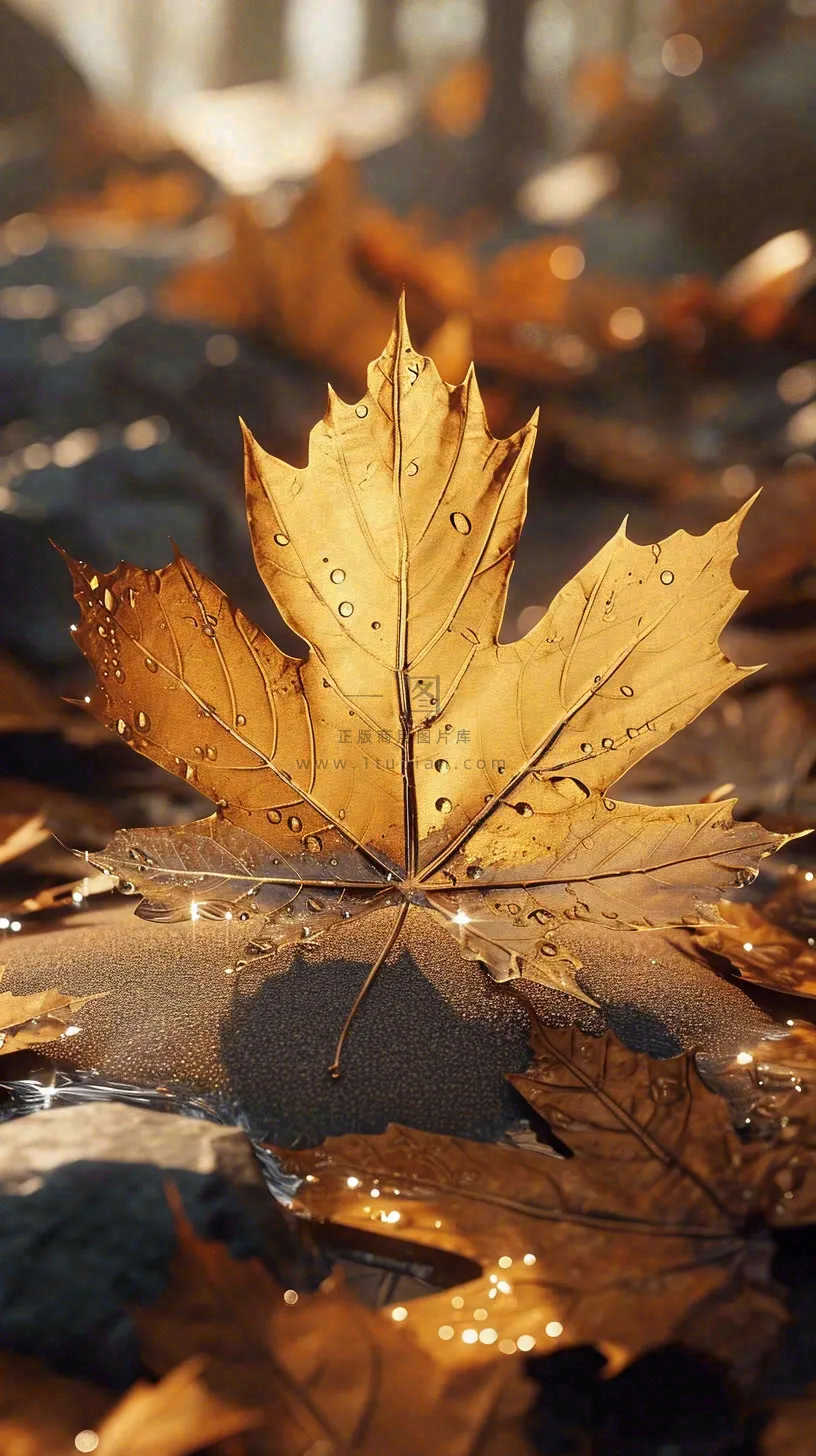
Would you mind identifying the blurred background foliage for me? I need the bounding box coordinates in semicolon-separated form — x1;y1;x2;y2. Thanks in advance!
2;0;816;840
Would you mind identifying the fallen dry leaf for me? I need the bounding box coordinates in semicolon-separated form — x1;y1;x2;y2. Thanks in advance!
64;306;784;1072
15;872;116;918
618;685;816;830
0;965;105;1055
0;815;50;869
93;1357;258;1456
0;1350;109;1456
282;1015;816;1384
695;900;816;999
163;158;410;390
0;1351;254;1456
759;1383;816;1455
0;651;106;746
135;1191;534;1456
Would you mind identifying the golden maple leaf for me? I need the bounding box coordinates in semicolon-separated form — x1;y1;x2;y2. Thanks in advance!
63;304;784;1072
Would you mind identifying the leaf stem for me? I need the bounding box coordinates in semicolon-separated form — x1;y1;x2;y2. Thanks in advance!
329;899;409;1079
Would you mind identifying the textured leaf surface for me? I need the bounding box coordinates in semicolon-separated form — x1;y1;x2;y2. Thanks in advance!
695;900;816;999
66;305;783;1018
135;1194;534;1456
282;1017;816;1380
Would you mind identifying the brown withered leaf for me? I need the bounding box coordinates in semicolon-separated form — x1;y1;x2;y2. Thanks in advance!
282;1016;816;1382
64;306;785;1070
618;685;816;830
163;158;407;390
16;871;116;919
0;1351;254;1456
0;965;105;1054
135;1192;534;1456
0;1349;110;1456
695;901;816;999
759;1383;816;1456
92;1358;258;1456
0;815;49;868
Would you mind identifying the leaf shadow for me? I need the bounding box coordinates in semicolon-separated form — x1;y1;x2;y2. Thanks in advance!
218;940;535;1147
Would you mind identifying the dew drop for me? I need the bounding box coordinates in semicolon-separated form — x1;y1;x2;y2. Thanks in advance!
236;713;246;726
113;668;126;684
515;802;533;817
205;745;217;761
601;737;614;748
338;808;346;820
507;903;520;915
303;834;323;853
307;897;324;912
371;621;381;630
266;808;282;824
620;685;634;697
407;461;419;476
194;746;204;757
355;404;368;418
203;625;216;638
288;815;302;833
145;656;158;673
660;570;675;585
274;533;289;546
136;710;150;732
531;909;553;924
97;625;107;637
104;588;116;611
626;726;638;739
539;942;559;956
436;797;452;814
330;568;345;584
603;798;616;811
580;742;593;754
434;758;450;774
450;512;471;535
338;601;354;617
116;719;130;737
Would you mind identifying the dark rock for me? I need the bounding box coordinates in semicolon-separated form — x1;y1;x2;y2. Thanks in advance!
0;1103;310;1389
